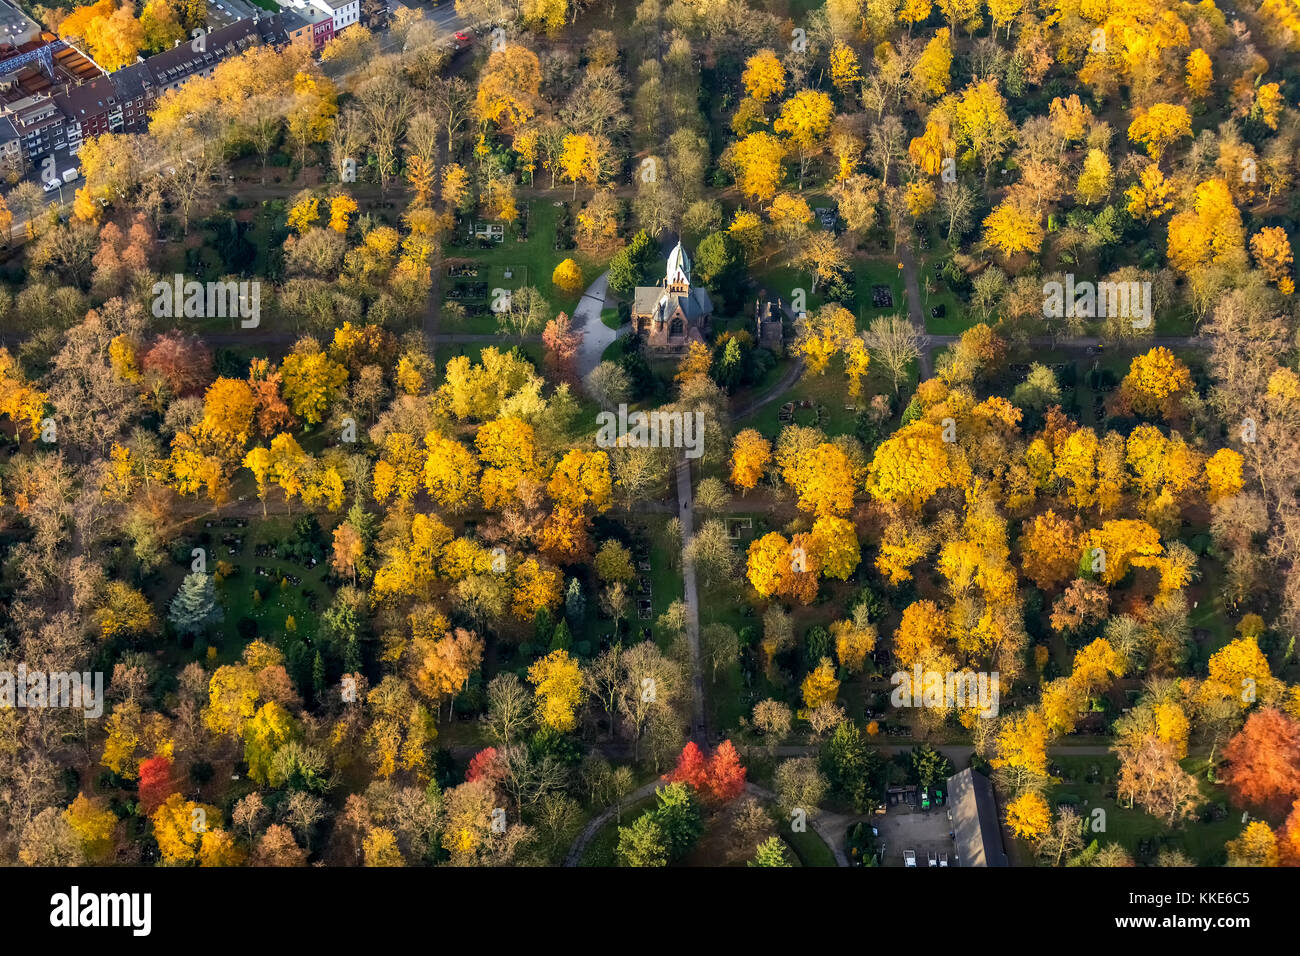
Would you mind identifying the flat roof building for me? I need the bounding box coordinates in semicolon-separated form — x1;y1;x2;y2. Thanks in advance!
947;768;1008;867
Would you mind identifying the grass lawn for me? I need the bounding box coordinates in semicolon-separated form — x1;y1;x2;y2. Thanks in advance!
148;514;333;671
642;514;686;646
919;255;968;335
578;791;658;866
441;200;610;334
1039;755;1242;866
743;359;879;439
749;255;906;332
783;818;838;867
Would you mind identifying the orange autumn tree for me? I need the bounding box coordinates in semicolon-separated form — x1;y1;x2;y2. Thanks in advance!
1020;510;1084;590
1221;709;1300;819
729;428;772;494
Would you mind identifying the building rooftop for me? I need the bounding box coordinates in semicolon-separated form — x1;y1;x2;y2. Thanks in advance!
0;0;40;47
54;74;119;121
947;768;1008;868
206;0;264;31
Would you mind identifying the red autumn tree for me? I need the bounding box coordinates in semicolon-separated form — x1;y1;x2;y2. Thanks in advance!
142;331;212;397
665;741;709;791
466;746;507;785
137;755;175;814
1221;708;1300;819
542;312;583;385
704;739;747;804
666;740;747;805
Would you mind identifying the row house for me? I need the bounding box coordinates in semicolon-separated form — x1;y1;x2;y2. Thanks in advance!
3;93;65;158
276;0;358;36
54;74;123;154
84;15;291;140
1;12;303;168
281;6;334;51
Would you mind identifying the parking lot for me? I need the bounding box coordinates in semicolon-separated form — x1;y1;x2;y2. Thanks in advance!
873;806;958;868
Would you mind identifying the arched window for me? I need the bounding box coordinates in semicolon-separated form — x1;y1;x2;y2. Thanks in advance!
669;318;684;336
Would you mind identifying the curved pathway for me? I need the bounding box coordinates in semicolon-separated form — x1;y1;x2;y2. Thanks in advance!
563;779;661;866
732;357;806;421
571;271;628;379
563;779;842;867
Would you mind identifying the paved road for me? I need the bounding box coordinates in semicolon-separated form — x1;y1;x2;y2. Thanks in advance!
676;457;707;744
571;270;622;380
563;778;661;866
733;356;806;421
896;243;932;378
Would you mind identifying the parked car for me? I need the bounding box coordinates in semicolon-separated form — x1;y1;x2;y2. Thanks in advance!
903;850;917;867
927;850;938;867
61;168;79;184
42;179;60;193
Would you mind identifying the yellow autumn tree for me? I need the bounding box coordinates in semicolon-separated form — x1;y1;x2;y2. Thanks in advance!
552;257;584;295
866;421;957;510
829;42;861;91
280;346;348;425
475;44;541;131
329;194;358;233
801;657;840;708
1119;346;1193;419
511;557;562;620
1127;103;1192;162
742;48;786;102
1004;791;1051;841
1249;227;1295;295
65;793;118;863
728;131;787;203
152;793;223;866
1204;448;1244;503
1125;163;1175;221
527;649;585;731
983;195;1043;256
1166;179;1244;278
1185;49;1212;99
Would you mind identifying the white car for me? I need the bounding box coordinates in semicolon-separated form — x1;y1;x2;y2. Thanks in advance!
903;850;917;867
42;179;59;193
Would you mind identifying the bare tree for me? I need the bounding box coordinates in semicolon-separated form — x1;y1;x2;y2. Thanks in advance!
863;313;922;395
358;74;414;193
